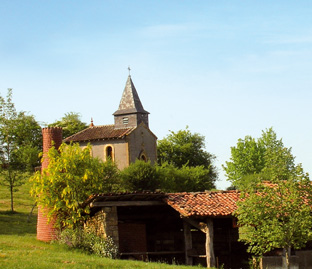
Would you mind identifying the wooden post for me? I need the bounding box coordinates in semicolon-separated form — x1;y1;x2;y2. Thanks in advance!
183;220;193;265
206;218;216;268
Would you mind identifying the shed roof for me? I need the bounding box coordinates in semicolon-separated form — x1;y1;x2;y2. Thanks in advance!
87;190;241;218
64;124;135;143
165;191;240;217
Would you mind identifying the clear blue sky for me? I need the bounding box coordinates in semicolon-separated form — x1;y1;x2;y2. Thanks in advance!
1;1;312;189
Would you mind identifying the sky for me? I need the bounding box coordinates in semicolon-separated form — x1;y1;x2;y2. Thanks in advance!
1;1;312;189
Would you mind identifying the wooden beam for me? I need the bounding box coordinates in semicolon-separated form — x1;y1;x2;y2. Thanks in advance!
182;217;207;233
206;218;216;268
182;217;216;268
183;220;193;266
90;201;165;207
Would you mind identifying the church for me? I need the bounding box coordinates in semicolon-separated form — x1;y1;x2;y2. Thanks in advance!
64;75;157;170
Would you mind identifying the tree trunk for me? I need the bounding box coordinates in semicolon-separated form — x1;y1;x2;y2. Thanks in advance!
10;184;14;212
283;247;291;269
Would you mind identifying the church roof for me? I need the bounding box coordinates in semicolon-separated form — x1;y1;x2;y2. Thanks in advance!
113;75;149;116
63;125;135;143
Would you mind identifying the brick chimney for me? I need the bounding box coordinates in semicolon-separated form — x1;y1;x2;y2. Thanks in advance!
37;127;62;242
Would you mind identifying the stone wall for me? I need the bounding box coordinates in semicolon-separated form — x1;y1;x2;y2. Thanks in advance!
86;206;119;246
127;124;157;165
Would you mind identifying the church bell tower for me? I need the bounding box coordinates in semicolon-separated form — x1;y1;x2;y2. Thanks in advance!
113;75;149;129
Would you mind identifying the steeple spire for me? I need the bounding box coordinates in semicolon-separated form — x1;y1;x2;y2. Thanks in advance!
113;75;149;128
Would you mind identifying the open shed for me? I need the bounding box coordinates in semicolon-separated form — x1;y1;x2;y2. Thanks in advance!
85;190;250;268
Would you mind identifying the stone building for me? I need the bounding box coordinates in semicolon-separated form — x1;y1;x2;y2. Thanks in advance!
64;75;157;169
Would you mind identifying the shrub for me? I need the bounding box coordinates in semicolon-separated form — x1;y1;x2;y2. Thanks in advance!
30;143;120;229
57;227;118;259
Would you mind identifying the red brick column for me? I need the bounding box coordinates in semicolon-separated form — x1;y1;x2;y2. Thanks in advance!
37;127;62;242
41;127;63;170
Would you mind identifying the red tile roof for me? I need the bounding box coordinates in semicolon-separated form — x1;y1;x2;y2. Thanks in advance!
64;125;135;142
165;191;240;217
86;191;241;218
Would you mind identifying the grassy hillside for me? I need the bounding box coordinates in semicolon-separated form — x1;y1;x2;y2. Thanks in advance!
0;177;37;214
0;179;201;268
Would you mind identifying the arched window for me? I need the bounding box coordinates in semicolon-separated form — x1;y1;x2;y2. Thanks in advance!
139;151;148;162
106;146;113;159
104;145;114;162
82;146;93;156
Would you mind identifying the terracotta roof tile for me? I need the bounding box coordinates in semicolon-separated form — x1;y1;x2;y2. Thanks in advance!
88;191;165;203
165;191;240;217
86;191;241;218
64;125;135;142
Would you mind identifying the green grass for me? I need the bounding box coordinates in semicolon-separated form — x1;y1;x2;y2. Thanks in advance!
0;177;37;213
0;179;202;268
0;234;195;268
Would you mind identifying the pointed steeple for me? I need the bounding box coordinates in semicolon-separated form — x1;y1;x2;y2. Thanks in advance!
113;75;149;129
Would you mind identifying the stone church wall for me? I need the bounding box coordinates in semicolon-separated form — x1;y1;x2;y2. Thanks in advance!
127;125;157;164
78;140;129;170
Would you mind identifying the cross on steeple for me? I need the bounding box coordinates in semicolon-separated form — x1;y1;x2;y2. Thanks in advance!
128;66;131;76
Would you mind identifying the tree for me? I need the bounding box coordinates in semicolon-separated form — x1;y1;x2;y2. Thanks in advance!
158;162;216;192
223;128;304;189
158;127;215;168
49;112;88;138
0;89;42;212
222;136;265;187
120;160;216;193
157;127;217;190
30;143;120;228
120;160;160;191
236;177;312;268
12;113;42;170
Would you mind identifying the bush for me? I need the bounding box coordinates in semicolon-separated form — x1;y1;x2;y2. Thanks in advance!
120;160;160;191
57;228;118;259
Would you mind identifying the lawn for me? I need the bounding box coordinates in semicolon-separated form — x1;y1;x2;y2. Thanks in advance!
0;179;202;268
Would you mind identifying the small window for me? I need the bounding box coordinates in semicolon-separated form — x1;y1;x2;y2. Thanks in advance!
140;153;147;162
104;145;114;162
123;117;129;125
106;146;113;160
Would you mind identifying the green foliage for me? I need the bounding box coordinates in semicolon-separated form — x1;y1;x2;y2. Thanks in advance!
157;127;217;191
30;143;121;228
120;160;159;191
49;112;88;138
57;228;119;259
223;136;265;186
120;160;216;192
158;127;216;169
236;178;312;259
158;162;216;192
0;89;41;212
223;128;308;189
